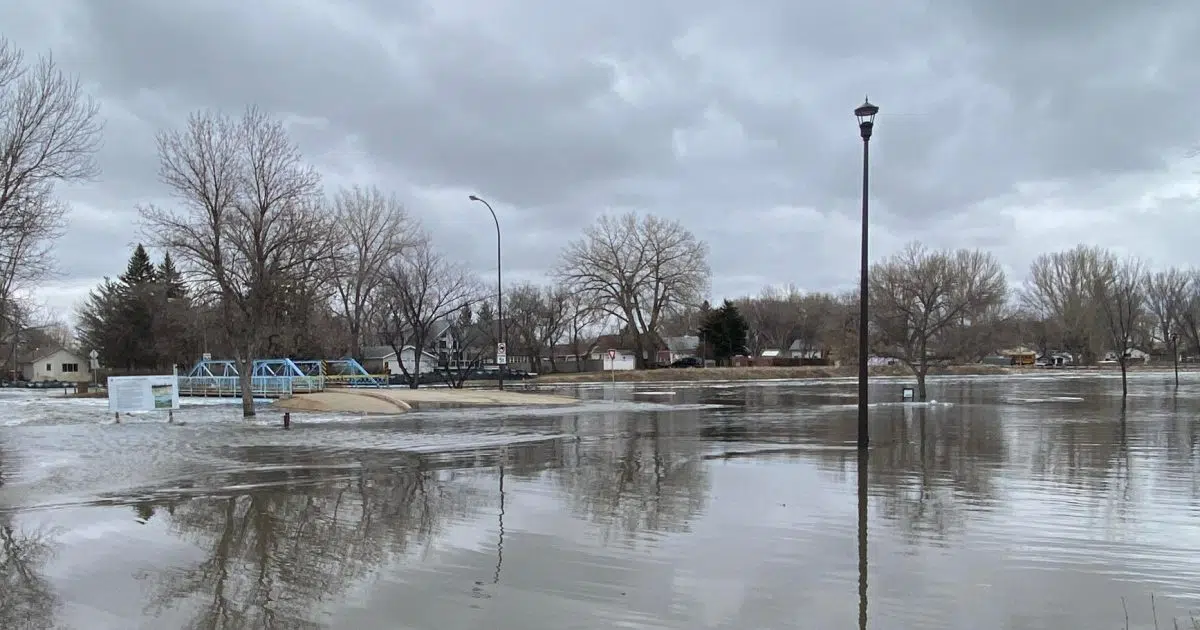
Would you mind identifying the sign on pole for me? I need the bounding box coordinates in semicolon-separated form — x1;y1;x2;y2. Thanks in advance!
108;375;181;413
496;342;508;365
607;349;616;368
88;349;100;371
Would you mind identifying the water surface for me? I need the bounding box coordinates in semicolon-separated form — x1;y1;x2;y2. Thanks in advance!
3;373;1200;629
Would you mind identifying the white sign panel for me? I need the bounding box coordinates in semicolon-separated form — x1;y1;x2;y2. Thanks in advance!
496;342;508;365
108;375;181;413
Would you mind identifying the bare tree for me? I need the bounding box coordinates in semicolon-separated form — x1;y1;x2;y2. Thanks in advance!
1179;272;1200;360
561;288;604;372
435;304;482;388
1144;267;1189;365
0;38;103;341
1090;255;1146;399
793;292;839;359
870;243;1008;400
142;107;334;417
1021;245;1112;364
736;285;800;355
506;282;569;372
377;238;481;389
556;212;710;368
329;185;416;360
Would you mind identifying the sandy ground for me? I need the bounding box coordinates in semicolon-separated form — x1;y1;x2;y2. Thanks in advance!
273;387;578;413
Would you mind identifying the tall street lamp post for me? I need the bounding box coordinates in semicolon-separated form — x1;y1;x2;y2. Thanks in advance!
1171;331;1180;389
855;98;878;451
469;194;505;391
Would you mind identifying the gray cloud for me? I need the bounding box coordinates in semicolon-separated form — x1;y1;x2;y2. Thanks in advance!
2;0;1198;318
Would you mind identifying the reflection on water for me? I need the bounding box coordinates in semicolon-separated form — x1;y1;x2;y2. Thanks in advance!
3;374;1200;627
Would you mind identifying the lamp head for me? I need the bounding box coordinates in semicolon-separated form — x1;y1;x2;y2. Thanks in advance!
855;98;879;141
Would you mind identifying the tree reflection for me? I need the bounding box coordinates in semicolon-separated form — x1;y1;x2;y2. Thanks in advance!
558;412;709;542
0;522;60;630
137;451;487;629
809;404;1009;543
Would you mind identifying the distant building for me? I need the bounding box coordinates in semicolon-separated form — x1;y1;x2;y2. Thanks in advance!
359;345;439;375
21;347;92;383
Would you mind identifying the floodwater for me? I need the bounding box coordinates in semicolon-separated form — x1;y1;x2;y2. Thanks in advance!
2;374;1200;629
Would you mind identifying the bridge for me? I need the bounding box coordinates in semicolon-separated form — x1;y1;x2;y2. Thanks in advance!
177;357;384;398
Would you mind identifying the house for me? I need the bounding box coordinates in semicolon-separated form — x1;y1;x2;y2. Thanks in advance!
20;347;92;383
1102;349;1150;364
786;340;825;360
364;319;456;367
656;335;699;365
1037;352;1073;367
588;333;638;370
359;345;439;375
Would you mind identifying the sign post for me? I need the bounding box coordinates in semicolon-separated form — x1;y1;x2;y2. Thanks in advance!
496;342;507;365
608;349;617;391
88;349;99;388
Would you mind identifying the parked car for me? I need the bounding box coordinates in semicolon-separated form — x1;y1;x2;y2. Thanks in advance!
669;357;703;368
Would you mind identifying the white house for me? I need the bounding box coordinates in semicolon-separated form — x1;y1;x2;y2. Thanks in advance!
22;348;92;383
360;345;439;375
598;351;637;371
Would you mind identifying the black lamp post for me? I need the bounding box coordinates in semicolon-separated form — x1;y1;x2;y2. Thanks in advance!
469;194;505;391
1171;331;1180;389
855;98;878;451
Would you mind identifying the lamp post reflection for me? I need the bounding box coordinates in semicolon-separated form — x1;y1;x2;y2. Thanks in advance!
857;448;869;630
494;456;506;585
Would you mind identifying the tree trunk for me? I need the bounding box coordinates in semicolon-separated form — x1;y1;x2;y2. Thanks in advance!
237;356;256;418
1119;357;1128;399
916;363;929;402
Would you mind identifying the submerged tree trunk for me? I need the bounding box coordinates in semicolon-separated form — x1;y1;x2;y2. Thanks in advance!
237;356;255;418
1119;357;1128;399
914;356;930;402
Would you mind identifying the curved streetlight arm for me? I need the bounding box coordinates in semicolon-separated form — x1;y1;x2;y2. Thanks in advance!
469;195;505;391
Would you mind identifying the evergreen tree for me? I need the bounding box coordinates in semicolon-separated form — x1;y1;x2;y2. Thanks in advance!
75;278;124;366
117;245;158;369
152;251;193;368
699;300;749;364
157;251;186;300
119;244;157;286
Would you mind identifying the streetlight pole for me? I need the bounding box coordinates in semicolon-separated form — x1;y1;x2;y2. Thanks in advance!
855;98;878;451
1171;332;1180;389
469;195;505;391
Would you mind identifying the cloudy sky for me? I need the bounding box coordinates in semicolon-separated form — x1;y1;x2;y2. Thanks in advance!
3;0;1200;321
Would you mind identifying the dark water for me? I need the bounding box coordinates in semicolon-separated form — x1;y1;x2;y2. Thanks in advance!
3;373;1200;629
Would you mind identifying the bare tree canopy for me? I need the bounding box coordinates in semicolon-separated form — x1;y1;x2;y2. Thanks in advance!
1020;245;1113;363
555;212;710;368
330;185;417;360
1089;254;1146;398
141;106;332;416
0;37;102;335
1145;268;1189;347
506;282;569;371
870;243;1008;400
376;236;482;388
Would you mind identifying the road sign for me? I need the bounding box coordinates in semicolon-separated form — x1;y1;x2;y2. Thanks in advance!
496;342;507;365
608;349;616;360
89;349;99;359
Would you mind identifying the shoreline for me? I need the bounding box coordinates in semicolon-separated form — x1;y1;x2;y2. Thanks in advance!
532;363;1200;385
57;363;1197;399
